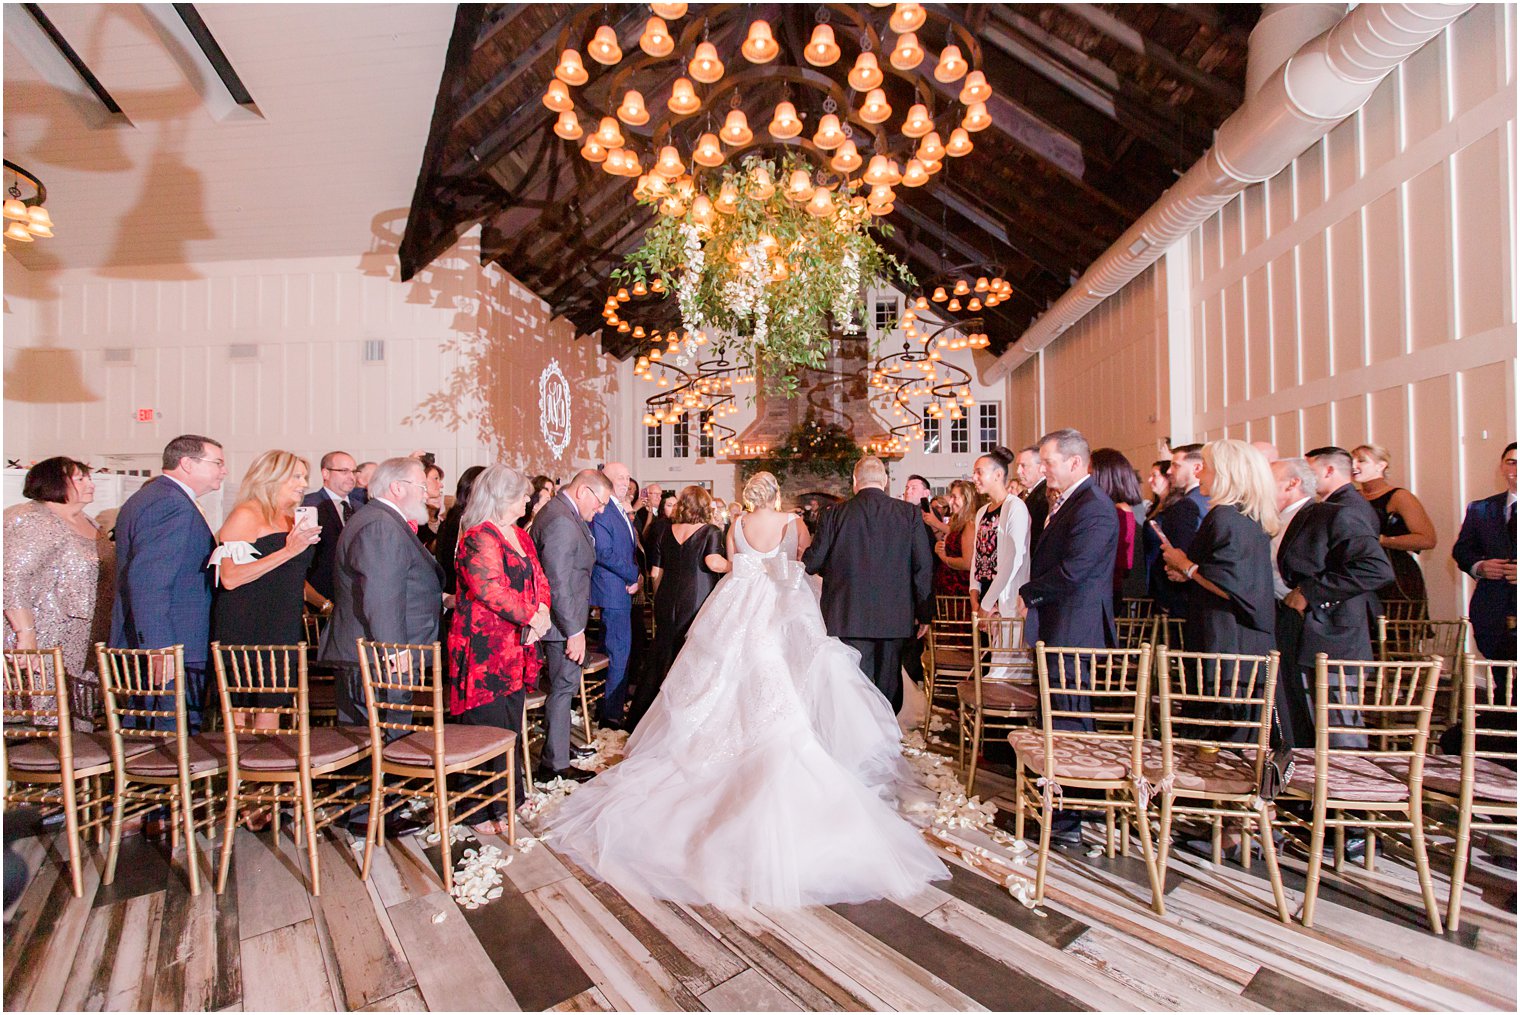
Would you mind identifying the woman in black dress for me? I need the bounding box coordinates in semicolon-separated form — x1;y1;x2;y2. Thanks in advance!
627;485;726;730
1159;440;1280;743
1351;444;1436;615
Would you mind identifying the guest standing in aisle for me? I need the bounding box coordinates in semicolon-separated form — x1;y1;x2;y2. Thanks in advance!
1149;443;1209;619
1452;441;1517;661
590;462;641;729
1268;457;1318;747
969;447;1031;616
1351;444;1437;615
1016;446;1050;546
303;450;360;609
932;480;983;599
1090;448;1145;615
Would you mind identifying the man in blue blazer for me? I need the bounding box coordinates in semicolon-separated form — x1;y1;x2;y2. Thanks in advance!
1453;441;1517;661
591;462;641;727
110;434;227;732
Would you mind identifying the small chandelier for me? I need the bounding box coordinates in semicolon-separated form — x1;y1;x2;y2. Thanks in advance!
3;162;54;245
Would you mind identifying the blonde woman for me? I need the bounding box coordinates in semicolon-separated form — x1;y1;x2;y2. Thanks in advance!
723;471;812;563
1351;443;1436;610
932;479;982;599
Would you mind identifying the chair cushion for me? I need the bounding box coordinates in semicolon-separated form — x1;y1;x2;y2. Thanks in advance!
1285;749;1408;802
237;726;370;772
1376;754;1518;804
524;692;548;710
382;726;516;767
956;680;1037;712
124;735;232;777
6;732;154;773
933;647;974;672
582;651;610;675
1141;741;1258;796
1007;729;1133;781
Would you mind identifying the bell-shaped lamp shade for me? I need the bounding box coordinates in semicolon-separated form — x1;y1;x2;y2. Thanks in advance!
5;220;34;243
963;100;991;132
639;17;674;57
690;194;716;228
580;137;608;162
830;139;862;174
617;89;650;125
934;44;967;82
741;20;779;63
543;78;573;112
668;77;701;115
622;149;644;176
602;148;627;176
595;116;624;148
748;166;775;200
901;158;929;188
805;24;840;66
690;41;724;83
555;49;589;85
974;276;990;292
693;132;725;167
715;182;740;213
953;278;970;295
655;145;685;179
889;2;927;33
945;126;973;157
860;87;892;124
812;113;845;150
960;69;991;104
889;31;924;70
720;108;753;145
650;3;686;18
589;25;622;65
786;168;814;202
917;130;945;162
806;187;836;218
768;100;802;139
902;102;932;138
863;154;893;185
848;51;883;91
554;109;583;140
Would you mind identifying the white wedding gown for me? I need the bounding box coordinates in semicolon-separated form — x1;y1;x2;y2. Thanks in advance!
542;516;949;909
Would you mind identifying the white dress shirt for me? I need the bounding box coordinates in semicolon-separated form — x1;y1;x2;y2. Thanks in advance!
1271;496;1311;599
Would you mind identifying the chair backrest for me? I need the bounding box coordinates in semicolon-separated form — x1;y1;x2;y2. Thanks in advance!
210;642;309;761
1382;599;1429;623
302;612;326;647
1463;655;1518;770
1155;647;1279;777
95;643;189;752
1115;616;1156;651
1377;618;1470;669
1311;654;1441;787
1155;616;1187;649
3;648;71;766
1119;596;1157;621
355;639;443;755
1033;642;1153;777
931;595;975;654
973;614;1031;677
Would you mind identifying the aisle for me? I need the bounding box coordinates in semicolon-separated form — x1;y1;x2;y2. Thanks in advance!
4;807;1514;1012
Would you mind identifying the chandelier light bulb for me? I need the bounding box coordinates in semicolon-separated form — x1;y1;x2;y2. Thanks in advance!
650;3;686;18
917;130;945;161
580;137;608;162
848;51;883;90
748;166;774;200
690;194;715;227
5;220;33;243
868;182;895;206
902;102;933;138
715;181;740;213
830;139;862;174
806;187;836;218
667;77;701;115
639;16;674;57
603;148;627;176
901;158;929;187
890;31;924;70
768;100;802;139
555;49;589;85
589;25;622;65
885;158;902;185
786;168;814;202
963;100;991;132
595;116;624;148
655;145;685;179
863;154;892;185
719;108;752;145
974;275;989;292
806;24;841;66
622;149;643;176
934;44;967;82
812;113;845;150
960;69;991;104
690;41;724;83
947;298;962;312
946;126;973;157
741;20;779;63
890;2;927;33
932;286;947;302
617;89;650;125
860;87;892;124
953;278;970;295
543;79;573;112
554;109;583;140
967;297;982;311
693;132;725;167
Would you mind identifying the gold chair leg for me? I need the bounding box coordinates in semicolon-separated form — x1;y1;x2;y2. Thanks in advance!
104;780;126;886
964;714;982;796
217;777;240;894
360;759;383;882
1302;804;1327;928
435;777;453;894
520;701;531;793
178;772;200;896
1132;801;1165;916
60;771;84;898
578;673;593;742
1446;804;1474;932
504;753;517;848
301;773;321;897
1406;800;1443;934
1156;795;1173;875
1105;800;1117;859
1256;802;1290;924
1034;793;1054;905
1014;766;1026;841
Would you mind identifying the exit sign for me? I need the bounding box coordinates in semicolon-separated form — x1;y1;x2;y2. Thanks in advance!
135;408;156;423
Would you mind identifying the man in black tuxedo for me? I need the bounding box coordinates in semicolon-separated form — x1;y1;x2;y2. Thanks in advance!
1016;446;1050;546
1015;428;1119;845
1149;443;1210;617
1453;441;1518;661
804;456;934;713
303;450;359;609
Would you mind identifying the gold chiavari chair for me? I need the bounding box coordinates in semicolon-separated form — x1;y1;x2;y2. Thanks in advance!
1272;654;1444;932
1119;596;1158;621
1155;615;1188;650
356;640;516;892
521;690;549;784
1377;617;1471;723
3;648;136;896
957;614;1036;795
1008;643;1163;913
1149;646;1290;922
925;595;976;730
1115;616;1156;651
1382;598;1430;623
210;642;370;895
97;644;231;896
577;650;610;740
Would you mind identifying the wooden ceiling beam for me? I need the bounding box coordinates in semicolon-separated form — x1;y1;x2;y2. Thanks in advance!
457;6;582;126
1057;3;1243;109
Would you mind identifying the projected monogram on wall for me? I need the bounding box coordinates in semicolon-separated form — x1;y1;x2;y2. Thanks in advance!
538;360;572;459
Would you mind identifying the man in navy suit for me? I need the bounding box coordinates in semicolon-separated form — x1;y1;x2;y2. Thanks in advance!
303;450;359;609
110;434;227;732
1149;443;1209;618
348;461;375;512
591;462;641;728
1016;428;1119;845
1453;441;1517;661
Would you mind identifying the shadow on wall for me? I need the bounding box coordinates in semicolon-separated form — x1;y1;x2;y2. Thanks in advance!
364;209;617;476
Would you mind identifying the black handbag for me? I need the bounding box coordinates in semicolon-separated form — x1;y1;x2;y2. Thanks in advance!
1259;709;1296;800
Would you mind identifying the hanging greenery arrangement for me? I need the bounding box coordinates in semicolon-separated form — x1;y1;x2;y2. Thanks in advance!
737;414;862;488
613;153;913;395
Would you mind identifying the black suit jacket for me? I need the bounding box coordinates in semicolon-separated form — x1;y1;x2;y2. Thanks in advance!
803;487;933;640
1148;486;1207;615
1024;480;1050;547
529;492;596;642
1452;491;1517;659
1019;478;1119;649
1276;484;1393;665
318;500;445;667
302;490;347;602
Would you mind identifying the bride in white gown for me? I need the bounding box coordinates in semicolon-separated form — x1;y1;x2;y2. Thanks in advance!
543;473;948;909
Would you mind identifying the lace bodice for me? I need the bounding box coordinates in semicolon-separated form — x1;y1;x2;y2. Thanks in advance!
732;514;798;559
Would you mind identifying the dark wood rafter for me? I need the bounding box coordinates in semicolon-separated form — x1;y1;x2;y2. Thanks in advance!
400;4;1256;353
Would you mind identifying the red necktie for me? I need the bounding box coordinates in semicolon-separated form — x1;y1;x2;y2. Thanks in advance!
407;520;419;534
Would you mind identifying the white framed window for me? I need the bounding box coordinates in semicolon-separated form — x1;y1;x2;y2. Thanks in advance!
978;402;1001;453
923;415;941;454
673;413;690;458
873;297;898;334
950;414;968;454
698;410;714;458
646;423;663;459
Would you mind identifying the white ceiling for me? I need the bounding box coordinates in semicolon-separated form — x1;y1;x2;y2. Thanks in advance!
2;3;455;274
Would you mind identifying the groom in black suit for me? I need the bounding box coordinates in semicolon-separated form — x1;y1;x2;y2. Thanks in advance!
804;456;934;712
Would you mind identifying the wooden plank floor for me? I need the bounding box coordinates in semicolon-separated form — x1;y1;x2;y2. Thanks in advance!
4;798;1513;1013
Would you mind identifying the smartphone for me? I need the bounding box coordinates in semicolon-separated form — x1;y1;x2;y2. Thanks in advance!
919;497;932;513
294;506;319;530
1149;519;1172;546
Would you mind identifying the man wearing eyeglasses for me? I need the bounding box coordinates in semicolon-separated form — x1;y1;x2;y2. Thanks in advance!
110;434;228;733
302;450;358;608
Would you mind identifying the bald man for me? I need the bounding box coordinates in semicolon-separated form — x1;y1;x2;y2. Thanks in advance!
591;462;641;727
1251;441;1281;464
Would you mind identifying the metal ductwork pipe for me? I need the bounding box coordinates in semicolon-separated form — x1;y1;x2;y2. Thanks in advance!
1246;3;1347;97
987;2;1473;382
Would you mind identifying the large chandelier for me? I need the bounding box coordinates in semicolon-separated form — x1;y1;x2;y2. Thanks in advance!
2;161;56;247
869;315;987;450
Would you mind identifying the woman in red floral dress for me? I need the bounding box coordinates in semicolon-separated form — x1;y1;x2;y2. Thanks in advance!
448;464;552;834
